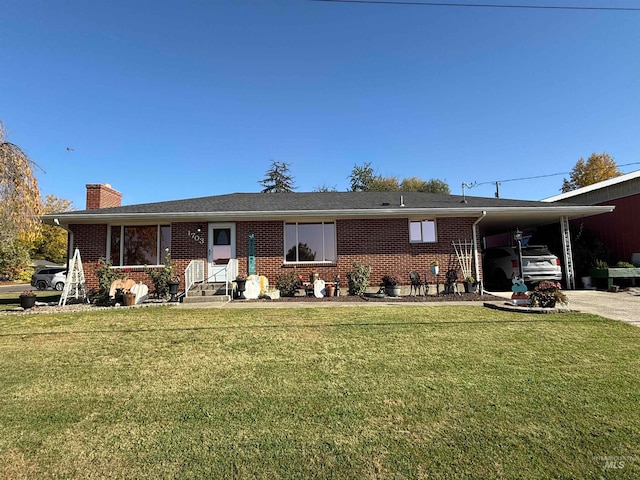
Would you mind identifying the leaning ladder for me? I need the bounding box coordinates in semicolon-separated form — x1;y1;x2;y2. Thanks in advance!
560;216;575;290
59;248;90;306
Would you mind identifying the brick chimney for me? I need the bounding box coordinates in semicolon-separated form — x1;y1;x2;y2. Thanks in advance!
86;184;122;210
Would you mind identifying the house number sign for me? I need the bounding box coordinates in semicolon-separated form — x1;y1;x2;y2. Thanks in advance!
188;230;205;245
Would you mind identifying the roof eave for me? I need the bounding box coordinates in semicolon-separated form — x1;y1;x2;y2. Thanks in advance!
42;205;614;225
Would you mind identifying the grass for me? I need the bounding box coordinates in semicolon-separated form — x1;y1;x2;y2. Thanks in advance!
0;291;61;311
1;305;639;479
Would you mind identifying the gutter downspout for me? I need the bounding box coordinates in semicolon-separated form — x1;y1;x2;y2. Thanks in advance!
472;211;487;295
54;219;73;269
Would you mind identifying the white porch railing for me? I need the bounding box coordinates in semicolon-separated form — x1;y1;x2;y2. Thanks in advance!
224;259;239;296
185;259;238;297
185;260;205;297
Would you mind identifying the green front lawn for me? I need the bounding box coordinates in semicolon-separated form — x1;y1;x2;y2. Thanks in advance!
1;306;638;478
0;291;61;311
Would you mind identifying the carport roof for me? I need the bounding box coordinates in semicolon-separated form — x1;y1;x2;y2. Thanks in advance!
43;191;613;234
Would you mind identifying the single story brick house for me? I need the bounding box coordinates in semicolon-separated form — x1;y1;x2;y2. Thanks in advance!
43;184;613;294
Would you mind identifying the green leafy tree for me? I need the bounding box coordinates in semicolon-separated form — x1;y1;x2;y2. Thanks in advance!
30;195;75;265
422;178;450;194
313;184;338;192
0;241;30;281
561;152;622;193
401;177;451;194
0;120;43;279
348;163;450;194
368;176;400;191
348;162;376;191
259;160;295;193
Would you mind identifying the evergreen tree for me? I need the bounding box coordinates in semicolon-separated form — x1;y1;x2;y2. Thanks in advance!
259;160;295;193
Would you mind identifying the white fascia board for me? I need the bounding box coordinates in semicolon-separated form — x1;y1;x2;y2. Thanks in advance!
542;169;640;202
43;205;613;225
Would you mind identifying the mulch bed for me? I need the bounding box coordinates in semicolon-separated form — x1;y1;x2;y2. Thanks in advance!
244;293;503;303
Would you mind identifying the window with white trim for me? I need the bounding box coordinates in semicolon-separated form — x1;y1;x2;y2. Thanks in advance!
409;220;437;243
109;225;171;266
284;222;336;263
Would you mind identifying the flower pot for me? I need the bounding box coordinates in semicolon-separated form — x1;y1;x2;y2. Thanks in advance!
19;295;37;310
123;292;136;306
538;298;556;308
235;279;247;299
168;280;180;302
431;266;439;275
325;285;335;297
463;281;477;294
385;285;401;297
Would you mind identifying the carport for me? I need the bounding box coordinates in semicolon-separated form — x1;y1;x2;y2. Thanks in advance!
470;205;614;290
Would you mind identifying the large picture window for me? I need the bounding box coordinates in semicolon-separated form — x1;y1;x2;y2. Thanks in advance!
108;225;171;266
284;222;336;263
409;220;437;243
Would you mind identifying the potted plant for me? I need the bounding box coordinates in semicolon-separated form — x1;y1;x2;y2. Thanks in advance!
19;290;37;310
145;251;178;300
529;281;568;308
431;260;439;275
463;275;477;293
382;275;401;297
325;283;335;297
167;275;180;302
123;289;136;306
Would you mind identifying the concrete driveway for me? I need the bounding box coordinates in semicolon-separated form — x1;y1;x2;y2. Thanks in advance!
0;283;32;294
487;287;640;327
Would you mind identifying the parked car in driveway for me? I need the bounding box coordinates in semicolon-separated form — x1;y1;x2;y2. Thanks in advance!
483;245;562;290
30;267;67;291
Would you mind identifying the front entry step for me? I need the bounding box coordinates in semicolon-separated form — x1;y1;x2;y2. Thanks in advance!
182;282;234;304
182;294;231;304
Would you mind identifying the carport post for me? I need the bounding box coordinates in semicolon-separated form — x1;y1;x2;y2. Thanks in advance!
514;228;524;281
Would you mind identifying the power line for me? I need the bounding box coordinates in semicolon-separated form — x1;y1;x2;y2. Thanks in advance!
309;0;640;12
476;161;640;186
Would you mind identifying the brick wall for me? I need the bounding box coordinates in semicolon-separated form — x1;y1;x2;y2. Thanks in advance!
70;217;483;292
86;184;122;210
69;224;107;290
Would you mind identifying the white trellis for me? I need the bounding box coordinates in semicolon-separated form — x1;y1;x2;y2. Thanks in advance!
452;240;475;279
59;248;90;306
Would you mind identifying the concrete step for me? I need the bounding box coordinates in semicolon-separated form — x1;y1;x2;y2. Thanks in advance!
184;282;234;304
182;294;232;304
188;282;232;296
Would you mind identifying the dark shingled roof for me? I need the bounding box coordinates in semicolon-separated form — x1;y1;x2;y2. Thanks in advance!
56;191;555;216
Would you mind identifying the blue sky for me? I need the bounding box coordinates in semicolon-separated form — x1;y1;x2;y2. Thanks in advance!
1;0;639;209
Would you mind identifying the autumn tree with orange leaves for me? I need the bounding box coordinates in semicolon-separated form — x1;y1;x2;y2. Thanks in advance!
561;152;622;193
0;120;43;279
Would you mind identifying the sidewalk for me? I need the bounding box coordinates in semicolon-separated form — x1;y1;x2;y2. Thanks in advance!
177;288;640;327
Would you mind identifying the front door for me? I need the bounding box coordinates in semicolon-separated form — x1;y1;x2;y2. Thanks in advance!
207;223;235;283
